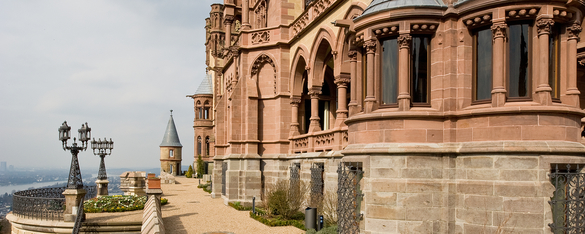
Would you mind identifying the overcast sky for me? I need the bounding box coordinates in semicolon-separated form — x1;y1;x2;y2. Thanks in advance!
0;0;220;171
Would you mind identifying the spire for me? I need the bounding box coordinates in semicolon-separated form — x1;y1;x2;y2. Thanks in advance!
160;111;183;147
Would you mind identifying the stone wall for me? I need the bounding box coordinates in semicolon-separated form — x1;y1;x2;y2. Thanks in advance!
141;194;165;234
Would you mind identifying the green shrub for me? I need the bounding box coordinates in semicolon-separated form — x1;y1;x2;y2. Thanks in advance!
264;179;308;220
229;201;253;211
185;165;194;178
196;155;205;178
250;211;305;230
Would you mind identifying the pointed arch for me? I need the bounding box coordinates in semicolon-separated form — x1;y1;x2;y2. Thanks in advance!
334;4;366;78
250;53;278;96
290;45;310;98
309;27;336;88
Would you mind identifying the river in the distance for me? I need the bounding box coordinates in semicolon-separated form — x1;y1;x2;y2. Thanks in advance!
0;180;67;195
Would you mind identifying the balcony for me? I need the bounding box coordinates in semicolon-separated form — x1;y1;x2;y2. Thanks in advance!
290;128;348;154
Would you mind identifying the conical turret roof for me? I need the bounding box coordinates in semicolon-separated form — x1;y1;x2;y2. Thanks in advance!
160;112;182;147
194;74;213;95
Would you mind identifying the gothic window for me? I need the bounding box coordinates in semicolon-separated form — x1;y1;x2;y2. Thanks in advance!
549;24;561;100
205;137;210;157
170;149;174;157
508;22;531;99
474;27;493;101
196;100;203;119
204;101;210;119
197;136;202;156
411;35;430;104
255;0;267;29
381;37;398;105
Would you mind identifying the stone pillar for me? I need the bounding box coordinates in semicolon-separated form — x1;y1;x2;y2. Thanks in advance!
289;98;301;137
397;34;412;111
566;22;582;107
334;76;350;128
241;0;250;30
363;39;376;113
224;15;234;47
491;21;507;107
308;89;322;132
535;18;555;106
62;188;87;222
348;50;359;115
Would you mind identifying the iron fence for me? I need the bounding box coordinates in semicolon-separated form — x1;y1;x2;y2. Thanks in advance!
72;197;85;234
12;185;97;221
290;163;300;191
337;162;363;234
549;164;585;233
310;163;324;207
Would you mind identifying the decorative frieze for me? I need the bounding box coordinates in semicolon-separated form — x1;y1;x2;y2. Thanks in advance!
411;24;438;33
251;30;270;44
291;0;339;37
373;26;398;37
506;8;538;19
553;8;574;21
464;14;492;28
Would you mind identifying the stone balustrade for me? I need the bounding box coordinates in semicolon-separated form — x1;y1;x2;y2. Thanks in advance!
290;128;348;154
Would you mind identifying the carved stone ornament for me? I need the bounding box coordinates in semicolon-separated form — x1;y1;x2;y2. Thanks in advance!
308;89;322;98
397;34;412;49
251;54;275;76
568;22;582;41
348;50;358;61
579;57;585;67
536;19;555;36
251;31;270;44
363;39;377;53
334;77;351;86
491;23;508;41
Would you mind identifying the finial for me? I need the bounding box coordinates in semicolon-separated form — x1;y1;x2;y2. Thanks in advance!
170;110;173;116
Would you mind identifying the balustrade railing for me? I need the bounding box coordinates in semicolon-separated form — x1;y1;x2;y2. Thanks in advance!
12;186;96;221
290;128;348;154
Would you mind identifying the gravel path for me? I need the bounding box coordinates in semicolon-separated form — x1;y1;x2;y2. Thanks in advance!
161;177;304;234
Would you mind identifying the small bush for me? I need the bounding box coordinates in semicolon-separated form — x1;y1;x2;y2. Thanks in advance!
264;179;309;220
185;165;194;178
250;211;305;230
229;201;253;211
197;183;212;194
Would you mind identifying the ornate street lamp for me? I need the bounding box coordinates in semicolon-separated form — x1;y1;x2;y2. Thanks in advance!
91;138;113;196
58;121;91;222
59;121;91;189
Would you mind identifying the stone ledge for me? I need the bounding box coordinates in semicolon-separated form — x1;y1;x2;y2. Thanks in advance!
342;141;585;155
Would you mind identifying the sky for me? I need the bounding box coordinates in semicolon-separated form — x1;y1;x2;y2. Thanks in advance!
0;0;221;172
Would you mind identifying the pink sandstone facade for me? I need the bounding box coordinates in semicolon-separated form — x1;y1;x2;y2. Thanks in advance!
192;0;585;233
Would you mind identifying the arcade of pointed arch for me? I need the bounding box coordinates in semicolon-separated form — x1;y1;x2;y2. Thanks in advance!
251;54;277;95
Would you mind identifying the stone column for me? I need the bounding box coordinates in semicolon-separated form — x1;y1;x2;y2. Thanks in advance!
241;0;250;30
363;39;377;113
491;21;507;107
566;22;582;107
224;15;234;47
334;76;350;128
535;18;555;105
348;50;359;116
62;188;86;222
397;34;412;111
289;98;301;137
308;89;322;132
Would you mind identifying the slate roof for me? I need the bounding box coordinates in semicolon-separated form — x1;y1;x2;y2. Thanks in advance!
360;0;447;18
160;114;182;147
194;74;213;95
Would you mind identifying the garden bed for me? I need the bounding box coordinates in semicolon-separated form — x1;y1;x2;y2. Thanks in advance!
84;195;168;213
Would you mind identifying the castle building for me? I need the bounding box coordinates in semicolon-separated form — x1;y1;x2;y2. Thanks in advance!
160;111;183;176
197;0;585;233
189;74;215;172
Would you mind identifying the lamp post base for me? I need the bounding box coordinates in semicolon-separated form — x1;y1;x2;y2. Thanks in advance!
96;179;109;197
62;188;86;222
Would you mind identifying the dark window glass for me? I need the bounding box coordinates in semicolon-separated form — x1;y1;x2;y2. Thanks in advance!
197;137;202;155
549;25;561;99
205;137;210;156
475;28;493;101
411;36;430;103
381;38;398;104
508;23;530;98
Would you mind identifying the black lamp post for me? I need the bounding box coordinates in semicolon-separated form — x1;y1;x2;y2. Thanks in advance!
59;121;91;189
91;138;113;196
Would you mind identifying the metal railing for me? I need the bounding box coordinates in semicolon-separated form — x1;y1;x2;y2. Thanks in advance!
12;186;97;221
310;163;324;208
337;162;363;234
549;164;585;233
72;197;85;234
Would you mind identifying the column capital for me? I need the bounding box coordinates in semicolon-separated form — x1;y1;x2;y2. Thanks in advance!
308;89;321;98
363;39;377;53
290;98;302;106
334;77;350;87
397;34;412;49
348;50;358;61
568;22;582;41
536;18;555;36
491;22;508;41
224;15;235;25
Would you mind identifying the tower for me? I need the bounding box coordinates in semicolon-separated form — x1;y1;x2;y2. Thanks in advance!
160;110;182;176
188;73;214;174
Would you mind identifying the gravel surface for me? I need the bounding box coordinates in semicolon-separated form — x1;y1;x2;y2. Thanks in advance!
162;177;304;234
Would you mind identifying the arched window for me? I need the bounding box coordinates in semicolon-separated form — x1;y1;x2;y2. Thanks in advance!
204;101;210;119
196;100;202;119
197;136;202;155
205;136;210;156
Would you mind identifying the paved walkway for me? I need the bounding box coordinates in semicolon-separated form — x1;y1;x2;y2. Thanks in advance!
161;177;304;234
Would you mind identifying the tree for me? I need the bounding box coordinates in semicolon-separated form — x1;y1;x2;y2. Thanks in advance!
185;165;194;178
196;155;205;178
